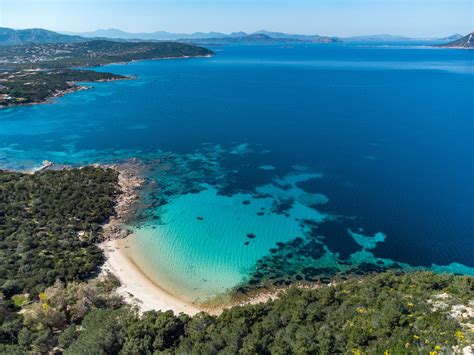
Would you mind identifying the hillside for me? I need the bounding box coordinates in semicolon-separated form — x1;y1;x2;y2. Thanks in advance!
0;40;213;69
438;32;474;49
0;27;85;46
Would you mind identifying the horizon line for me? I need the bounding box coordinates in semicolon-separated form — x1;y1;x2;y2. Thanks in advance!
2;26;469;39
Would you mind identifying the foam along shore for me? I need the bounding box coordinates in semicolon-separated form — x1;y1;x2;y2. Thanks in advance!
101;237;202;316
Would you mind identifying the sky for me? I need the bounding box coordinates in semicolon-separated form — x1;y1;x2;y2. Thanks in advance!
0;0;472;37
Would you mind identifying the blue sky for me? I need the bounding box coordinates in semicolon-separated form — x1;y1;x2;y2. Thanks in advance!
0;0;472;37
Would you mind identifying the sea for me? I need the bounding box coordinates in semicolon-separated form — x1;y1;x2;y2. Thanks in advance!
1;42;473;303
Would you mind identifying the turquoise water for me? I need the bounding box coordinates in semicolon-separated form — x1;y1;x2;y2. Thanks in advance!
1;43;473;301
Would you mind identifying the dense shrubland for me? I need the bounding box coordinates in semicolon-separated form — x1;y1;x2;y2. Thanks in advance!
2;271;472;353
0;69;124;107
0;168;118;297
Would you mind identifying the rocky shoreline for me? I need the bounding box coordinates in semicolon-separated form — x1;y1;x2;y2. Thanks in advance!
100;159;146;241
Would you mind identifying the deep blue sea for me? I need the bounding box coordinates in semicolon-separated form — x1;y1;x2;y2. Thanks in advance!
1;43;473;301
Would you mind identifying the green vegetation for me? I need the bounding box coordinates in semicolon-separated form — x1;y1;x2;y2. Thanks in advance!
2;271;473;353
0;273;122;353
0;69;124;106
0;168;472;353
0;40;213;70
0;168;118;297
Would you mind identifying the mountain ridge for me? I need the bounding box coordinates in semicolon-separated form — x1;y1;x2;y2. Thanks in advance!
64;28;340;43
437;31;474;49
0;27;470;46
0;27;86;45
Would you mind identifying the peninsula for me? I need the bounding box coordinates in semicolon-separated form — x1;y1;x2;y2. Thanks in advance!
0;39;213;107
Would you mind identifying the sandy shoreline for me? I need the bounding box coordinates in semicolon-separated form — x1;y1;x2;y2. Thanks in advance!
98;161;293;316
99;161;204;315
101;238;201;315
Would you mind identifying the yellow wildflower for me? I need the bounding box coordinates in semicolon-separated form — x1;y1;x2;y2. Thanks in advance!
454;330;465;341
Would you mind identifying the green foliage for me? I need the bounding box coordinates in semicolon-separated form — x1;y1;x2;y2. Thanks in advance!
121;310;189;353
64;272;473;354
0;69;124;106
10;294;28;307
0;40;213;70
0;167;118;297
23;274;123;331
64;308;132;355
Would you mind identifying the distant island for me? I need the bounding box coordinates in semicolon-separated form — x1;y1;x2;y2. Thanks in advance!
177;33;341;45
0;40;212;108
436;31;474;49
343;33;464;42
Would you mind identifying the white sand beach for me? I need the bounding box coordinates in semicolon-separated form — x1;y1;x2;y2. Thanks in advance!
101;238;201;316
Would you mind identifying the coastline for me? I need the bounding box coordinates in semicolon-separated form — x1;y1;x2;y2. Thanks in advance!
97;160;285;316
0;85;88;110
101;237;202;315
0;52;213;110
100;234;325;316
0;76;128;110
98;160;328;316
99;160;203;315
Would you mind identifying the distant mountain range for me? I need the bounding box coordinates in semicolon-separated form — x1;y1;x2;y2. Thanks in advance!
61;28;235;41
0;27;470;47
438;33;465;42
0;27;85;46
63;28;341;43
437;32;474;49
66;29;465;43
